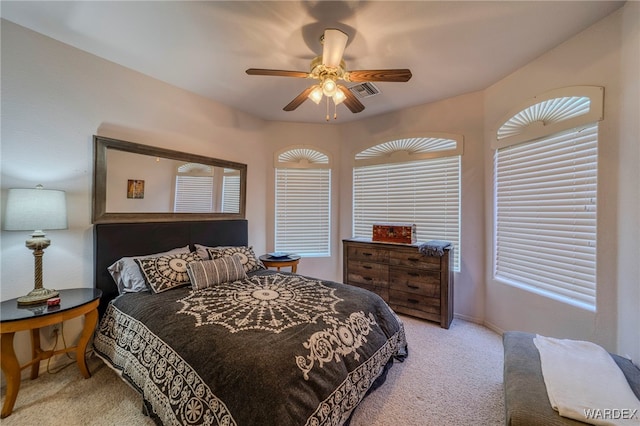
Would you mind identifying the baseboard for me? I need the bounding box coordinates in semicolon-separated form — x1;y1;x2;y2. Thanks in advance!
453;313;505;336
453;312;483;324
480;319;505;335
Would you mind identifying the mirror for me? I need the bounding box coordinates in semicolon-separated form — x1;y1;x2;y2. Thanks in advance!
93;135;246;223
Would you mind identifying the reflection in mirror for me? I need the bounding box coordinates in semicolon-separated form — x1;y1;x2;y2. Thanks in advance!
93;135;246;223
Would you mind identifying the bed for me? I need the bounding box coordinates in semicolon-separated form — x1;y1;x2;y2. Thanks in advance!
93;220;407;426
503;331;640;426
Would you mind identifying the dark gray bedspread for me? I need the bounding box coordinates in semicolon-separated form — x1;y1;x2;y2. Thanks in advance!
503;331;640;426
95;270;407;426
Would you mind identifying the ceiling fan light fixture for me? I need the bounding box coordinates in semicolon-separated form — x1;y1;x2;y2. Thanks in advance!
308;85;323;104
322;78;337;97
247;26;410;120
333;89;346;105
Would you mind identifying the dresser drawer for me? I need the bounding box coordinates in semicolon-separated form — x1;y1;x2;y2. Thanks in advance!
389;290;441;315
346;260;388;287
347;245;389;263
346;281;389;302
389;267;440;297
388;249;440;271
343;239;453;329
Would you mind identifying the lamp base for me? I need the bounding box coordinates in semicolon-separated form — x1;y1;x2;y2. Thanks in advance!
17;287;59;306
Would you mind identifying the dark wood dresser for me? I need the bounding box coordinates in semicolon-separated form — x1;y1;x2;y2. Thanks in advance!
342;238;453;328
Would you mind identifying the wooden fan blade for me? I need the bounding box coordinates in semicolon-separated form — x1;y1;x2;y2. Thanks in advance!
246;68;310;78
338;85;365;113
283;86;315;111
346;69;412;82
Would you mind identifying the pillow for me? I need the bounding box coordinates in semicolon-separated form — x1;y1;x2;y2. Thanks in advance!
135;252;201;294
194;243;214;260
108;246;190;294
187;254;247;290
206;246;265;273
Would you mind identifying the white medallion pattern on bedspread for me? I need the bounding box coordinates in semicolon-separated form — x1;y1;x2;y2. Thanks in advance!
176;273;343;333
95;307;236;426
94;271;407;426
296;312;377;380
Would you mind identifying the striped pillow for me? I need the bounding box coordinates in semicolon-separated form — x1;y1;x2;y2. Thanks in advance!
187;254;247;290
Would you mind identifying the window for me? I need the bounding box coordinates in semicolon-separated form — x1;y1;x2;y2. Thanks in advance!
275;148;331;257
174;163;214;213
493;86;603;310
222;168;240;213
352;136;463;271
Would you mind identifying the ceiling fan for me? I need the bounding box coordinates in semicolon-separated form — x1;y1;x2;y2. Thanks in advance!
246;28;412;121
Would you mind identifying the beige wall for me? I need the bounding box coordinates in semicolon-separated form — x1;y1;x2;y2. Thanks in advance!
616;1;640;362
338;91;486;322
1;1;638;382
261;121;341;280
0;20;272;374
483;4;639;360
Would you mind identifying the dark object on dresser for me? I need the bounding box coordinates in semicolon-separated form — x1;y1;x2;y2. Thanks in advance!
418;240;452;257
343;238;453;328
503;331;640;426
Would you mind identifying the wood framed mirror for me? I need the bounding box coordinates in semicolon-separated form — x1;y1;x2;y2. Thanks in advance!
92;135;246;223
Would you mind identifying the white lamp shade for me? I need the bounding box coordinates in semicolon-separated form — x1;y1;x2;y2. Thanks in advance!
308;86;324;104
4;187;68;231
333;89;346;105
322;79;337;97
322;29;348;68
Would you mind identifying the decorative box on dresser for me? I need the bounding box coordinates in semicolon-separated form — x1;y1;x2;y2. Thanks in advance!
342;238;454;328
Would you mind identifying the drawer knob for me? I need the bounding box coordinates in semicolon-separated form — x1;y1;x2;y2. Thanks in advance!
408;272;419;277
362;252;373;256
408;298;419;304
364;277;373;281
363;265;372;270
407;257;420;262
407;284;420;289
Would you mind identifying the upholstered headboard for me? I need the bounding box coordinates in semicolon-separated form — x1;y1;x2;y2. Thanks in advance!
94;220;248;316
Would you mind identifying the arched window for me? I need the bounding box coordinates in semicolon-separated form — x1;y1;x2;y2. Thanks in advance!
353;135;463;271
274;147;331;257
493;86;604;310
174;163;214;213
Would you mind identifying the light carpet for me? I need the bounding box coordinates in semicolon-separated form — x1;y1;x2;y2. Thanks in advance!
1;316;505;425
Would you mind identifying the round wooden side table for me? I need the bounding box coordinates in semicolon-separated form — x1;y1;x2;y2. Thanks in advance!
259;254;301;273
0;288;102;418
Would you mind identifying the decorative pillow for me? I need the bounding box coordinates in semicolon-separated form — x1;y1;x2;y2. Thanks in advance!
108;246;190;294
135;252;201;294
194;243;214;260
187;254;247;290
206;246;265;273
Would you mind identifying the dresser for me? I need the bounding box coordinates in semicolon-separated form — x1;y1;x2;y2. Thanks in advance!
343;238;453;328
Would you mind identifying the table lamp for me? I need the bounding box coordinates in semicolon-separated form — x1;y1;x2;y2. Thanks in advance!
4;185;68;305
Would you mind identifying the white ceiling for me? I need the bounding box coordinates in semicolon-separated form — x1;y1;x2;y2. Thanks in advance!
1;1;624;124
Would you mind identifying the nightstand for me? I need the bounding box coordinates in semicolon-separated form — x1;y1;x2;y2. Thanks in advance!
0;288;102;418
259;254;301;273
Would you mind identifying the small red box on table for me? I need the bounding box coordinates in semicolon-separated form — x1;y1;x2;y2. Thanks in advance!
372;223;416;244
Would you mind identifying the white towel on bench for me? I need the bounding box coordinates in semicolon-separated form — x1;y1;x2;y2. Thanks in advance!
534;335;640;426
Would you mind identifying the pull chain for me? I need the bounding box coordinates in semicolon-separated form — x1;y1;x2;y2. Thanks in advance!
334;100;338;120
325;97;330;121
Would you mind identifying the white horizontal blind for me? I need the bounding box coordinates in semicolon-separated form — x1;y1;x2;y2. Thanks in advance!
174;175;214;213
494;123;597;309
222;173;240;213
275;168;331;256
353;157;460;270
